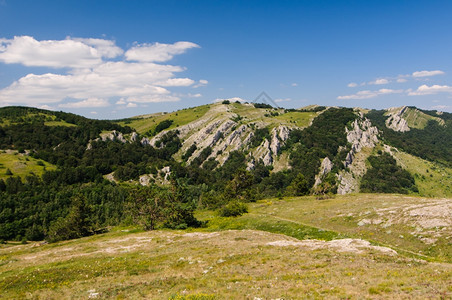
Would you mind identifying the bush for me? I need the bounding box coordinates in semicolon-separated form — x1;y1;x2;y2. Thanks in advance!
219;201;248;217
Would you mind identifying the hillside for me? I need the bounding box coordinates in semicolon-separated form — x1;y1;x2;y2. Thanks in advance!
0;103;451;243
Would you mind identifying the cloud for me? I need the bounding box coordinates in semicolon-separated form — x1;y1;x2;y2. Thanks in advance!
408;84;452;96
338;88;403;100
126;102;137;108
368;78;390;85
59;98;109;108
291;83;298;87
125;41;199;62
0;36;202;107
0;36;122;68
193;79;208;88
187;93;202;98
116;98;126;105
412;70;445;78
275;98;291;103
156;78;195;87
431;105;451;110
347;69;446;88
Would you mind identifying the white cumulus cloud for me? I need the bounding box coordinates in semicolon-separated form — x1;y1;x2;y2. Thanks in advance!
0;36;202;108
0;36;122;68
193;79;208;88
412;70;445;78
338;88;403;100
368;78;390;85
347;82;358;88
408;84;452;96
125;41;199;62
59;98;109;108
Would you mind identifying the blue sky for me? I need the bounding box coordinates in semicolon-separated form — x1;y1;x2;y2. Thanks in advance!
1;0;451;119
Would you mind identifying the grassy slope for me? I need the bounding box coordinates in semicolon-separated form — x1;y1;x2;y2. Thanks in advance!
384;107;444;129
116;103;318;136
116;105;211;134
391;149;452;198
402;107;444;129
0;151;57;180
198;194;451;262
228;102;317;128
0;112;76;127
1;194;450;299
1;227;450;299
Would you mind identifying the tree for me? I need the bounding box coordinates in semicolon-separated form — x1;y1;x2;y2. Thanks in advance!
286;173;310;196
127;186;165;230
223;169;254;200
46;194;92;242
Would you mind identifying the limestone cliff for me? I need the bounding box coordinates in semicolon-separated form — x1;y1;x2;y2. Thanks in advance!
385;106;410;132
337;117;379;194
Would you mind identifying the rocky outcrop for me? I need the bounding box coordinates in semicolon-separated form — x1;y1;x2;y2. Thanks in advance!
141;137;150;146
314;157;333;187
385;106;410;132
344;118;379;168
101;130;127;143
131;132;139;142
337;117;379;194
139;174;152;186
185;120;236;164
251;126;290;167
87;130;140;150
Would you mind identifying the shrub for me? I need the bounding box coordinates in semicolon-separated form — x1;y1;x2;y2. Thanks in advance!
219;201;248;217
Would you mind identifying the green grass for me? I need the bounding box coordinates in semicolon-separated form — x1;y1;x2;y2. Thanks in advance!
0;112;77;127
0;224;450;299
43;120;77;127
196;210;343;241
116;105;211;134
0;151;57;180
274;111;317;127
227;102;317;128
401;107;444;129
392;150;452;198
229;194;452;262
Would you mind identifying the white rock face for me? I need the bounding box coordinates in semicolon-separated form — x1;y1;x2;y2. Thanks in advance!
251;125;290;167
186;120;236;164
139;174;152;186
141;137;150;146
130;132;138;142
161;166;171;183
337;117;379;194
385;106;410;132
344;118;379;168
314;157;333;187
101;130;127;143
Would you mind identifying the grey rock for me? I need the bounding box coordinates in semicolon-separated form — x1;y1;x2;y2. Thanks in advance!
385;106;410;132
